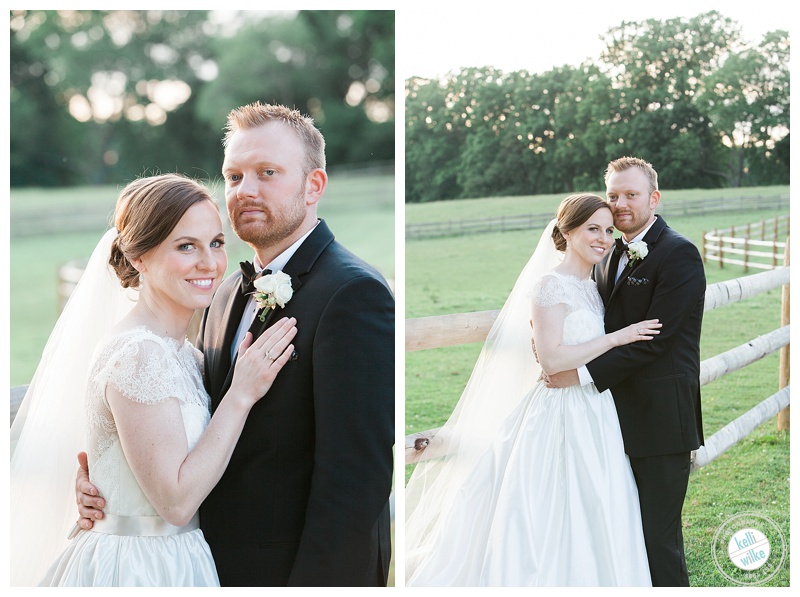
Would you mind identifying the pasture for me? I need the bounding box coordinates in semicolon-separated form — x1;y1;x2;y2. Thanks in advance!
10;171;395;387
404;186;790;587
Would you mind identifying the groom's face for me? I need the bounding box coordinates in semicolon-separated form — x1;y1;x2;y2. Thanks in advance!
605;167;659;239
222;121;314;252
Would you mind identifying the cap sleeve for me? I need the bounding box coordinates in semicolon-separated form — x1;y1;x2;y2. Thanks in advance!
530;273;567;308
93;332;181;405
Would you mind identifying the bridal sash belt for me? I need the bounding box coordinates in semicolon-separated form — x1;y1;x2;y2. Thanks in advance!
90;513;200;537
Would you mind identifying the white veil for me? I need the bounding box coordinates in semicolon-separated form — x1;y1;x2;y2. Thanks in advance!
9;228;139;586
405;219;563;581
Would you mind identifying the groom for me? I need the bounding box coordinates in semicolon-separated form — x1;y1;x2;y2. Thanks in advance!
76;102;395;586
545;157;705;586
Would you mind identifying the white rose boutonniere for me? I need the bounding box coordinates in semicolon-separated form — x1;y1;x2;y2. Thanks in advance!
627;241;649;264
252;271;293;322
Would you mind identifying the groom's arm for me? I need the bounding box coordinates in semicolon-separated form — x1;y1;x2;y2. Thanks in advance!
288;274;395;586
543;368;580;387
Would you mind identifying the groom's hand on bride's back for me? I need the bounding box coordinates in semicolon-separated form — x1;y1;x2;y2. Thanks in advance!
75;451;105;530
542;369;580;388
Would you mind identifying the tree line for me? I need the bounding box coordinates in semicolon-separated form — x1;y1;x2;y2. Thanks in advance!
405;11;789;203
10;10;394;187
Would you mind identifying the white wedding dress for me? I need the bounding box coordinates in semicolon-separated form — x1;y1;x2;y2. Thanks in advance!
407;271;651;586
39;327;220;586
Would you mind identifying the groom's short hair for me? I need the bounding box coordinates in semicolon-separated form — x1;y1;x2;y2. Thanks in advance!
605;156;658;195
223;101;326;175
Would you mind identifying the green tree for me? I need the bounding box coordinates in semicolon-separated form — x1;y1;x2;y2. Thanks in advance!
698;30;790;186
404;75;464;202
10;10;395;186
537;63;617;193
10;9;215;186
598;11;740;187
195;10;395;168
9;33;87;186
451;67;539;198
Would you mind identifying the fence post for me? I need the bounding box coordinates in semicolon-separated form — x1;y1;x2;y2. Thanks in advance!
778;236;790;431
743;237;749;273
718;230;724;269
701;231;707;263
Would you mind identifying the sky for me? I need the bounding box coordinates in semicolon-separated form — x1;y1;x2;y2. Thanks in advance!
396;0;790;80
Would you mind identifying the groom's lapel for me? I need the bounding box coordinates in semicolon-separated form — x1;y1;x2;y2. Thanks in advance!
214;273;249;394
599;250;620;304
217;275;248;370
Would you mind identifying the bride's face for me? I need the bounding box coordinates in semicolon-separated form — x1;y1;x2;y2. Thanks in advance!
563;208;614;266
134;200;228;316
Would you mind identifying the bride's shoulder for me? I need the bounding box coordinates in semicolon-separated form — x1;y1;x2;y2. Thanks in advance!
92;326;177;365
97;325;158;348
529;271;567;305
88;327;183;395
533;269;566;288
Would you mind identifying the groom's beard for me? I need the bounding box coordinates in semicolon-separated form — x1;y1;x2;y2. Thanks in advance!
613;209;652;239
229;183;307;250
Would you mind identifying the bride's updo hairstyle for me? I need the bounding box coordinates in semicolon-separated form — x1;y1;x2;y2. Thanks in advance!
109;174;216;288
551;193;610;252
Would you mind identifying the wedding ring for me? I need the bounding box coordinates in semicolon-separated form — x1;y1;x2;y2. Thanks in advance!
266;350;275;361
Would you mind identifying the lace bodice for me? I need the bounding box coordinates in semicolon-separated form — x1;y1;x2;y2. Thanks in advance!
531;271;605;345
85;327;211;516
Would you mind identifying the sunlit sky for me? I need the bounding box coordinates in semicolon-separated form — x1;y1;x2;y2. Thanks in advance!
396;0;790;79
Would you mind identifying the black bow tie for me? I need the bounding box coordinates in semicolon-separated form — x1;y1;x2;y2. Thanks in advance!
240;261;271;295
614;238;628;256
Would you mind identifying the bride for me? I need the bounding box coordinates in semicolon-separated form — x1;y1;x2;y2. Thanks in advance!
10;174;297;586
405;193;658;586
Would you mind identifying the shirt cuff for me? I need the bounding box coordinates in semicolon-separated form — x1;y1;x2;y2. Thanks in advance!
578;365;594;386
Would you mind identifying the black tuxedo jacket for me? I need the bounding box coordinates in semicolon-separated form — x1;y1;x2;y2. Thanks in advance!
196;220;394;586
588;215;704;458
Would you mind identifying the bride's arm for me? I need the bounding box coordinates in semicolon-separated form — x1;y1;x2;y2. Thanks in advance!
107;319;296;527
531;302;660;376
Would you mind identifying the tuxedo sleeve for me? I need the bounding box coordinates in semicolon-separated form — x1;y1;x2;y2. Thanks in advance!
287;275;395;586
586;241;705;392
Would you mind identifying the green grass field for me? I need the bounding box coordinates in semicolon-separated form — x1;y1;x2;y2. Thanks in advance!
404;188;789;587
10;172;395;386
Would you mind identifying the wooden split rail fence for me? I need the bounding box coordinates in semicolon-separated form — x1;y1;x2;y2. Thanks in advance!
703;214;789;272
